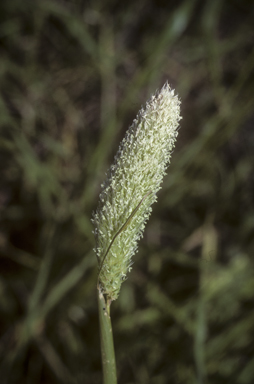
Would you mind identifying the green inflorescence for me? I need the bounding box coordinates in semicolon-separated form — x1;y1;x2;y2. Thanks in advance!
92;82;181;301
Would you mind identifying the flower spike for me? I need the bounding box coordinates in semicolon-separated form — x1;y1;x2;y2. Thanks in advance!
92;82;181;301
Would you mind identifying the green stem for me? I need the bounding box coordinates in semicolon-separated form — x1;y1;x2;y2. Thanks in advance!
97;287;117;384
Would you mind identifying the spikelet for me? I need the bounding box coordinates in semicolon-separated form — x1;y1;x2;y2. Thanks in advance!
92;82;181;301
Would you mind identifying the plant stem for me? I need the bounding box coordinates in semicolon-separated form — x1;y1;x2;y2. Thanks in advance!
97;287;117;384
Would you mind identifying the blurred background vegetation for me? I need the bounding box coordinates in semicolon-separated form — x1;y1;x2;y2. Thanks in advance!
0;0;254;383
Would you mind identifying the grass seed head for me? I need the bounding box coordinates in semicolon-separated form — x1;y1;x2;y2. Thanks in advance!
92;82;181;301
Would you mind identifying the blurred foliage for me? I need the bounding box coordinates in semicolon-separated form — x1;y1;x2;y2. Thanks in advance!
0;0;254;383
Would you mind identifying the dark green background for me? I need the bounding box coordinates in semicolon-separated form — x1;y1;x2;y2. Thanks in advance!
0;0;254;383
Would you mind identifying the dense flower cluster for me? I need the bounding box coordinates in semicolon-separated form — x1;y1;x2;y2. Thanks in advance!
92;83;181;300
